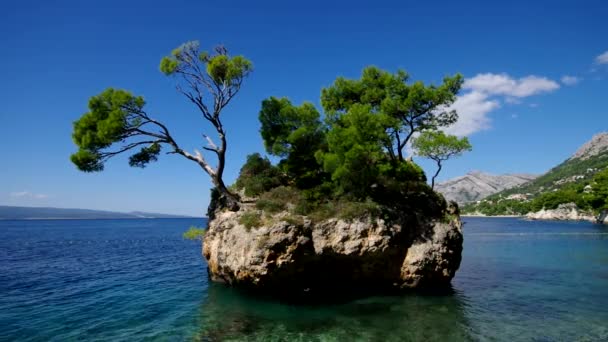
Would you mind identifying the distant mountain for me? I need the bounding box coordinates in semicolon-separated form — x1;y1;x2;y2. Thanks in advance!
462;132;608;216
570;132;608;160
0;206;197;220
435;171;537;204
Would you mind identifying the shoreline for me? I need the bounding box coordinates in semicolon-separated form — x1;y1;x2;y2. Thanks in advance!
461;214;522;218
462;214;606;225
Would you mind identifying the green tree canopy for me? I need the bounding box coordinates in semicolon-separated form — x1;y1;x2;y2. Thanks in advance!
253;66;464;202
412;131;472;189
258;97;326;188
71;40;252;209
321;66;463;161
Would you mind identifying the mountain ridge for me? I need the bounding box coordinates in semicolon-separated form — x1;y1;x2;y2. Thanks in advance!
0;205;199;220
435;171;537;204
461;132;608;216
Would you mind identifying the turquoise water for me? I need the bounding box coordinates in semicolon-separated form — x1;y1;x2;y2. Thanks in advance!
1;218;607;341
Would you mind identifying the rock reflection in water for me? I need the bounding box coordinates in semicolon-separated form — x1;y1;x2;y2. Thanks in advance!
193;283;473;341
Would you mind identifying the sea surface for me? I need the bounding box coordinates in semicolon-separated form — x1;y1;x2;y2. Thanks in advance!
1;217;607;341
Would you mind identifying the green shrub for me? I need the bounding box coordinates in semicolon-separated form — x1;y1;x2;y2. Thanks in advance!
308;202;338;222
183;226;206;240
255;198;285;213
337;199;381;221
282;215;304;226
255;186;301;214
234;153;285;197
239;211;262;230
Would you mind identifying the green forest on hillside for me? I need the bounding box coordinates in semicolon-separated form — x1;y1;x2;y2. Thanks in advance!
462;154;608;216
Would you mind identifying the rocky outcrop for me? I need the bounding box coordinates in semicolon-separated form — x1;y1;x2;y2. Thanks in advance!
570;132;608;160
435;171;536;204
598;210;608;224
203;209;463;298
526;203;596;222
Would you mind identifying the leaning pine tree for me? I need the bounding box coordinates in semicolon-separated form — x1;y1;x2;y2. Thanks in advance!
70;41;252;210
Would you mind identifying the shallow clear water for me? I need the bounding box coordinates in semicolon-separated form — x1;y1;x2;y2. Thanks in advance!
1;218;607;341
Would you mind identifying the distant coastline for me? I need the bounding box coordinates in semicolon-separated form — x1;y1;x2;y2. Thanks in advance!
0;205;199;220
461;214;522;218
0;217;203;221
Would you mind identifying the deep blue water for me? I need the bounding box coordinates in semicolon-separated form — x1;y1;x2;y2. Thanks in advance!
1;218;608;341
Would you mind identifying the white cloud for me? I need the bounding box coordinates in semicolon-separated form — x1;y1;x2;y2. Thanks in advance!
445;72;560;137
561;75;581;85
595;50;608;64
463;73;560;97
10;191;48;199
444;91;499;137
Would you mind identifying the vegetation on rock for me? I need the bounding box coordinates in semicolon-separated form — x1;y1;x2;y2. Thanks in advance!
69;40;470;225
183;226;207;240
231;66;469;223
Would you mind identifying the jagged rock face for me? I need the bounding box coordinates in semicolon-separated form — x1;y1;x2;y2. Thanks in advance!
526;203;596;222
570;132;608;160
203;210;463;297
435;171;536;204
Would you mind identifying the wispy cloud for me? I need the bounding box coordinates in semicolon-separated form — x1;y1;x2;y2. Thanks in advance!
445;72;559;137
10;191;49;199
595;50;608;65
463;73;560;97
561;75;581;86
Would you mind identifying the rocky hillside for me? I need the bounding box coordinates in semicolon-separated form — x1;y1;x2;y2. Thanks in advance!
570;132;608;160
462;132;608;218
435;171;536;204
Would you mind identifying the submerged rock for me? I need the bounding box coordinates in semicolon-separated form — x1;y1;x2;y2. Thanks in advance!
202;208;463;298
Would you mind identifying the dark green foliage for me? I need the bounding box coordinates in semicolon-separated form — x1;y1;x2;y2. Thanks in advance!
259;97;327;188
128;143;161;168
316;104;393;198
590;168;608;210
235;65;466;224
239;211;262;230
234;153;286;197
71;88;149;171
321;66;463;161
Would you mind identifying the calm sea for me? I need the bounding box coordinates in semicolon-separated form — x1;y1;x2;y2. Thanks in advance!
1;217;607;341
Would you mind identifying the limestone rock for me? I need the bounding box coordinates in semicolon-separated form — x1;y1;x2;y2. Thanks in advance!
570;132;608;160
202;209;463;297
435;171;536;204
526;203;596;222
598;210;608;224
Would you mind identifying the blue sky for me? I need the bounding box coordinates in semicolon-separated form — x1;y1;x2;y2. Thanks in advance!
1;0;607;216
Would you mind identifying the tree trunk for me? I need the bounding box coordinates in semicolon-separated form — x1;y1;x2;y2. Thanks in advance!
431;161;442;190
214;177;240;211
